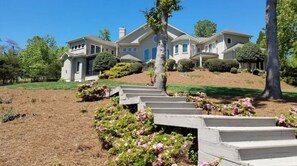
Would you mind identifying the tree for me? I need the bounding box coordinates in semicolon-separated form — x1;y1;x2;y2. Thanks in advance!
144;0;182;91
261;0;283;99
98;29;111;41
236;42;264;71
93;52;117;72
0;54;20;84
194;20;217;37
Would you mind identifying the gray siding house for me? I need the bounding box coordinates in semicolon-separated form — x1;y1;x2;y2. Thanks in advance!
61;24;252;82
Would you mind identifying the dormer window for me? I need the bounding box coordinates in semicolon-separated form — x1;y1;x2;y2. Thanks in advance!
82;44;85;48
227;38;232;44
75;45;77;49
78;45;81;49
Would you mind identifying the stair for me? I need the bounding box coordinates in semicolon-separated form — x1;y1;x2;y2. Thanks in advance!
108;86;297;166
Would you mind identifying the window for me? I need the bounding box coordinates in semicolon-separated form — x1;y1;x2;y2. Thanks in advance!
182;44;188;53
75;45;77;49
128;48;132;52
175;45;179;54
227;38;232;44
111;50;114;55
96;46;100;53
90;45;95;54
78;44;81;49
133;48;137;52
123;48;127;52
106;48;109;52
71;46;74;50
76;62;80;72
82;43;85;48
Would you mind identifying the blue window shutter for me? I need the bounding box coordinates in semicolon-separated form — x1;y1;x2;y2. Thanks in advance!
152;48;157;59
144;49;150;61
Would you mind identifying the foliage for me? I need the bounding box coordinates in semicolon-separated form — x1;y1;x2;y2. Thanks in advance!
94;100;194;165
76;81;107;101
200;158;222;166
130;62;143;74
93;52;117;72
204;59;239;72
1;108;20;123
252;69;266;77
166;59;176;71
281;62;297;85
98;28;111;41
19;35;67;81
146;68;155;85
277;107;297;128
230;67;238;74
194;19;217;37
146;60;156;69
189;93;256;116
236;42;264;71
100;63;132;79
0;54;20;84
177;59;194;72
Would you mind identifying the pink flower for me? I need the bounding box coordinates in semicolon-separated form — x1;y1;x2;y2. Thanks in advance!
201;162;210;166
278;115;286;123
153;143;164;152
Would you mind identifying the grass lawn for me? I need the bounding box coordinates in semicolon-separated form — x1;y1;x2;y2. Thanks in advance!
2;80;297;99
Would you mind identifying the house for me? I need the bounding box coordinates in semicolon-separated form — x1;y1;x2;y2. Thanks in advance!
61;24;252;82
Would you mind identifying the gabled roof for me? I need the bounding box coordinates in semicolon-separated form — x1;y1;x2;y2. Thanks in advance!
222;43;244;53
201;30;252;44
116;23;186;44
171;34;200;43
120;54;142;62
67;35;116;47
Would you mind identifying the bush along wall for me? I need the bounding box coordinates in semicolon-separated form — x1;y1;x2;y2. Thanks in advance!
100;62;144;79
177;59;195;72
204;59;239;72
94;98;195;165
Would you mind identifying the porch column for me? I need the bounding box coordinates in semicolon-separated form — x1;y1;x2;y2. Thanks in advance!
101;45;103;52
199;55;203;67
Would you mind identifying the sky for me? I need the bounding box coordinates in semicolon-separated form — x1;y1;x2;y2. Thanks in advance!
0;0;266;48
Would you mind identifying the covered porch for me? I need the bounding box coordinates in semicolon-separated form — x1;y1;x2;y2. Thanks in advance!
190;52;219;67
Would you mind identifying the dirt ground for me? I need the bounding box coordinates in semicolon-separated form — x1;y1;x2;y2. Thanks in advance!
117;70;297;90
0;89;110;166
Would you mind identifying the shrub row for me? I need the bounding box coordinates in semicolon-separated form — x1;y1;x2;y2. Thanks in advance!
94;98;194;165
204;59;239;72
100;62;143;79
177;59;195;72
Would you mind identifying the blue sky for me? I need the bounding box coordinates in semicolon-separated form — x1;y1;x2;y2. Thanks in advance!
0;0;265;48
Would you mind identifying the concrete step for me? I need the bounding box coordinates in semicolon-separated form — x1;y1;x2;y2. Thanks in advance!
198;115;276;128
199;127;296;143
241;156;297;166
122;89;163;94
152;108;201;114
154;114;202;128
119;85;158;90
145;102;196;108
200;139;297;163
139;96;187;103
125;93;166;98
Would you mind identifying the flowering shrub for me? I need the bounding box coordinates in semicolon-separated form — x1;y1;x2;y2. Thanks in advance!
188;92;256;116
277;107;297;127
94;100;194;165
76;81;107;101
221;98;256;117
200;158;222;166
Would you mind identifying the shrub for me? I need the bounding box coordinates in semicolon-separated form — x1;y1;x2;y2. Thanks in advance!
177;59;194;72
146;68;155;85
230;67;238;74
94;99;194;165
281;65;297;85
166;59;176;71
277;107;297;128
252;69;265;76
76;81;107;101
130;62;143;74
236;42;264;71
1;108;20;123
100;63;132;79
205;59;239;72
93;52;117;72
146;60;155;69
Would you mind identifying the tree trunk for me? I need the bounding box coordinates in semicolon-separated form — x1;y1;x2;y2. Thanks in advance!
261;0;283;99
154;8;168;91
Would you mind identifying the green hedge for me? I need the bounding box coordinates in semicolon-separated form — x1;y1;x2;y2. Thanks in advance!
177;59;194;72
204;59;239;72
100;62;143;79
166;59;176;71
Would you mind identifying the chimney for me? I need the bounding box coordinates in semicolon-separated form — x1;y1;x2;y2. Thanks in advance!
119;26;126;39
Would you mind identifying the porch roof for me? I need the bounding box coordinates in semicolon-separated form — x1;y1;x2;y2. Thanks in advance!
190;52;218;60
120;54;142;62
